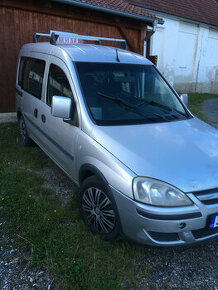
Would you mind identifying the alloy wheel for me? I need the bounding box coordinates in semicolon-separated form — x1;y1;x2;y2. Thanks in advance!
82;187;116;234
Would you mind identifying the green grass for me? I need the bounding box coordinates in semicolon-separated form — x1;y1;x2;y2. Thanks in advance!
188;93;218;122
0;93;217;288
0;122;146;289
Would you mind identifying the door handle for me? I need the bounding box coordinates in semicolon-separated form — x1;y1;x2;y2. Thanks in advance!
34;108;38;118
41;114;46;123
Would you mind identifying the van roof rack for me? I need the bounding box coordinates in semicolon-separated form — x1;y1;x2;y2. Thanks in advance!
33;30;127;49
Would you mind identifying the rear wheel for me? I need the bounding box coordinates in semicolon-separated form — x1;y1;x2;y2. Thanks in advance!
19;115;34;146
78;176;121;241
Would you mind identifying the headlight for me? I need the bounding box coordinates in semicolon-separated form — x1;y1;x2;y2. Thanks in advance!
133;177;193;207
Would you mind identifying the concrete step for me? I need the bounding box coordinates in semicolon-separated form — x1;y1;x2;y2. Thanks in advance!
0;113;17;124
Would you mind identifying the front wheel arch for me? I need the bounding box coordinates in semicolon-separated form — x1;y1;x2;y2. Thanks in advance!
79;164;109;186
78;175;122;241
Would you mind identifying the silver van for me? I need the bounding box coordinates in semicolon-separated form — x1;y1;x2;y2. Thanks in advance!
16;31;218;246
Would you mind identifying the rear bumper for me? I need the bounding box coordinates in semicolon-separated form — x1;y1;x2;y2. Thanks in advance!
110;186;218;246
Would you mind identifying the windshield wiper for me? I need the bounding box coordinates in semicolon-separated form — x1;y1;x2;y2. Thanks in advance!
97;92;173;122
137;100;188;118
97;92;136;110
98;92;168;120
132;99;169;119
136;100;170;110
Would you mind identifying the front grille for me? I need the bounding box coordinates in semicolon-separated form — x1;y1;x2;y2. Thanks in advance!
192;226;218;239
194;188;218;205
201;199;218;205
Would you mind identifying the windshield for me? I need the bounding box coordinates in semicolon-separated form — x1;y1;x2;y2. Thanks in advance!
76;63;190;126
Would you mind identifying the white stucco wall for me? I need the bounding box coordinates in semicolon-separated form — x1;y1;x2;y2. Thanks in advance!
149;17;218;94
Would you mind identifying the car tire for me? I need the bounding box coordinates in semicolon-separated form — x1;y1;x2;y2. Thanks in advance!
19;115;34;147
78;175;121;241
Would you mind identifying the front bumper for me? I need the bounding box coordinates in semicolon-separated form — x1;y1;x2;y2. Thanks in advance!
110;186;218;246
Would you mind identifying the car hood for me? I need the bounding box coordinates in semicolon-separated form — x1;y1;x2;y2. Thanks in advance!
91;118;218;193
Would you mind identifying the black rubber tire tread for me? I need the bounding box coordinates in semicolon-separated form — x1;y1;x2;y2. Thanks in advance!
78;175;121;241
19;115;34;147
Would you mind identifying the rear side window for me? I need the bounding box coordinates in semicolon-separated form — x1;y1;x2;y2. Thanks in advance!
18;59;25;87
47;64;73;106
19;57;45;99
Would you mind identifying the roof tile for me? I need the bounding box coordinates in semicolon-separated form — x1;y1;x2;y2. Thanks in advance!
73;0;161;22
130;0;218;27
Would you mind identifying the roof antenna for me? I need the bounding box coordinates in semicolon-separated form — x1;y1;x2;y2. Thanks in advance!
116;48;120;62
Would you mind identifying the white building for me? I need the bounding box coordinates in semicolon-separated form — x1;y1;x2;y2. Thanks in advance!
132;0;218;94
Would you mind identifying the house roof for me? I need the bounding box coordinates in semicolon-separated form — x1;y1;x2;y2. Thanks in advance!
51;0;163;24
130;0;218;27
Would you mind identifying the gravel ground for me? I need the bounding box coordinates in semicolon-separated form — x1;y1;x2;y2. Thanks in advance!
141;242;218;289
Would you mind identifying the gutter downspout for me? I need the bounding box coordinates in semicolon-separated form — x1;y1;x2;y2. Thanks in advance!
143;19;158;57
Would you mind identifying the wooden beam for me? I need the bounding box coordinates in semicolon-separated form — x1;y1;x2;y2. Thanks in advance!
116;25;138;53
138;27;147;55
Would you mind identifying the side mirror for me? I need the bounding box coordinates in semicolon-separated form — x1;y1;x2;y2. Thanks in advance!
51;96;72;120
180;94;188;106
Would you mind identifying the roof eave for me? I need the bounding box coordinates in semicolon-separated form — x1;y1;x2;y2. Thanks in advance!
50;0;164;25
